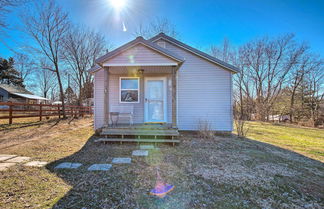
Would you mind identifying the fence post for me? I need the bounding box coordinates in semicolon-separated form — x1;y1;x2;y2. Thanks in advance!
39;104;43;121
58;105;61;119
8;102;13;124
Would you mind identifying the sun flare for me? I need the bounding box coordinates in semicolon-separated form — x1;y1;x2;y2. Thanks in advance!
109;0;126;10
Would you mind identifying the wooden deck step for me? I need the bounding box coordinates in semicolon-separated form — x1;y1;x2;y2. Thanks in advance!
100;129;179;137
102;125;174;130
95;138;180;144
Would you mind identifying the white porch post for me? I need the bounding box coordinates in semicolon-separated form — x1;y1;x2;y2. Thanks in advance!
172;66;177;128
138;69;145;123
104;67;109;126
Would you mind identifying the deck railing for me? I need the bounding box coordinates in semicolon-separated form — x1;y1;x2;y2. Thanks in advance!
0;102;92;124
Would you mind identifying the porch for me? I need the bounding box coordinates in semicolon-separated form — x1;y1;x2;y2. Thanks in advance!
96;65;180;145
96;123;180;145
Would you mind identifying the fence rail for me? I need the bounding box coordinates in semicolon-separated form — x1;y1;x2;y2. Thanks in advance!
0;102;92;124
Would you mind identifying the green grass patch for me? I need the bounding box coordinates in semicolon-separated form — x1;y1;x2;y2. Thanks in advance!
237;121;324;162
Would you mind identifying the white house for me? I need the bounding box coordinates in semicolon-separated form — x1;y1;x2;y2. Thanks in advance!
90;33;239;135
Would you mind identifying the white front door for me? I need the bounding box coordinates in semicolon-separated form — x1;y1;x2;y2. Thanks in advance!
144;77;167;123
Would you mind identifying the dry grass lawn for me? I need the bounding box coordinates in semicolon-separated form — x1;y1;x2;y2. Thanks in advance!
0;118;323;208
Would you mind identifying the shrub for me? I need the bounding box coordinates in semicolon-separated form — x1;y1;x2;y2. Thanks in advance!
197;119;214;139
235;119;249;138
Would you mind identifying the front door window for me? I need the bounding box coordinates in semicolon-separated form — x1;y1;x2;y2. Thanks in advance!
145;78;166;122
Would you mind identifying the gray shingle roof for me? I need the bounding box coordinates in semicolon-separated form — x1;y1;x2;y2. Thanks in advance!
149;33;240;73
0;84;33;95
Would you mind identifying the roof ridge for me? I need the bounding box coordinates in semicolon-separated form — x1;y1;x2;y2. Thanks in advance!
148;33;239;73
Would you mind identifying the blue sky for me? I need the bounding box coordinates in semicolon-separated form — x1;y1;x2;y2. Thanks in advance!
1;0;324;58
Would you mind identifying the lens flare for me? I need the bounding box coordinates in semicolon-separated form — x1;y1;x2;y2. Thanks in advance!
123;21;127;32
109;0;126;11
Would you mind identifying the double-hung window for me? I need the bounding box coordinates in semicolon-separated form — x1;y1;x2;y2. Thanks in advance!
120;77;139;103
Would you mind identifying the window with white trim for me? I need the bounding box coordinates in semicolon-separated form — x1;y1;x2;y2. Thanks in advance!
0;95;3;102
120;77;139;103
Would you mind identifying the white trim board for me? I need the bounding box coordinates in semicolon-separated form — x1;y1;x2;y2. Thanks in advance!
103;63;178;67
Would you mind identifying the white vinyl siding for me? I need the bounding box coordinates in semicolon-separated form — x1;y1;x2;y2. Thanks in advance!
103;44;177;66
159;40;233;131
94;69;105;129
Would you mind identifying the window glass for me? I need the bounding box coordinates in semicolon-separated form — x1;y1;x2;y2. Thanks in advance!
120;78;139;103
121;78;138;89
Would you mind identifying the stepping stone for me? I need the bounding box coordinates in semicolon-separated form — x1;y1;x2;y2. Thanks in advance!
132;150;148;156
140;145;155;150
55;162;82;169
0;154;17;161
24;161;48;167
112;158;131;164
6;156;31;163
0;163;16;171
88;164;112;171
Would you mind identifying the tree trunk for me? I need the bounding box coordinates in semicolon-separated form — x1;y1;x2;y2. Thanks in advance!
289;91;296;123
55;64;66;118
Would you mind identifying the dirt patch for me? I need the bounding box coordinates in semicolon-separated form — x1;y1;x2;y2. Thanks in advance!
255;162;299;177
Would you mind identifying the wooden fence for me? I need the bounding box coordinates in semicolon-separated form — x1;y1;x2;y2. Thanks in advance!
0;102;92;124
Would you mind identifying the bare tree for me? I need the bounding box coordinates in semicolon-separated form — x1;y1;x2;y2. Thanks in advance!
210;38;233;63
133;17;179;39
13;53;35;81
22;0;69;118
287;52;322;123
210;38;254;120
62;25;106;105
239;34;307;121
37;67;56;98
303;62;324;126
0;0;27;30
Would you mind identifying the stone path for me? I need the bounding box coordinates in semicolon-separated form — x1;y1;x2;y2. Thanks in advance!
0;162;16;171
88;164;112;171
112;157;132;164
55;146;154;171
25;161;48;167
0;155;17;161
140;145;155;150
132;150;149;156
0;154;48;171
55;162;82;169
1;144;156;172
6;156;31;163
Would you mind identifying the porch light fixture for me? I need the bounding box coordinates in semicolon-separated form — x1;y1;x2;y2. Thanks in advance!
137;69;144;74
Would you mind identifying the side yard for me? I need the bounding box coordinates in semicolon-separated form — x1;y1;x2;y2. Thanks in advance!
0;118;323;208
244;121;324;162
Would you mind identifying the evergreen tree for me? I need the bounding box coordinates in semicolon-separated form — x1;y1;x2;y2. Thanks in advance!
0;57;24;87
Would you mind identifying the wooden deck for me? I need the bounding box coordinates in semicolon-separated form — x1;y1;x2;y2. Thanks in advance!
97;124;180;145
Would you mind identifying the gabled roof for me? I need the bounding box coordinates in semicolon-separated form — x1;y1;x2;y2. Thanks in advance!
0;84;49;100
0;84;33;95
95;36;185;66
149;33;240;73
11;93;49;100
